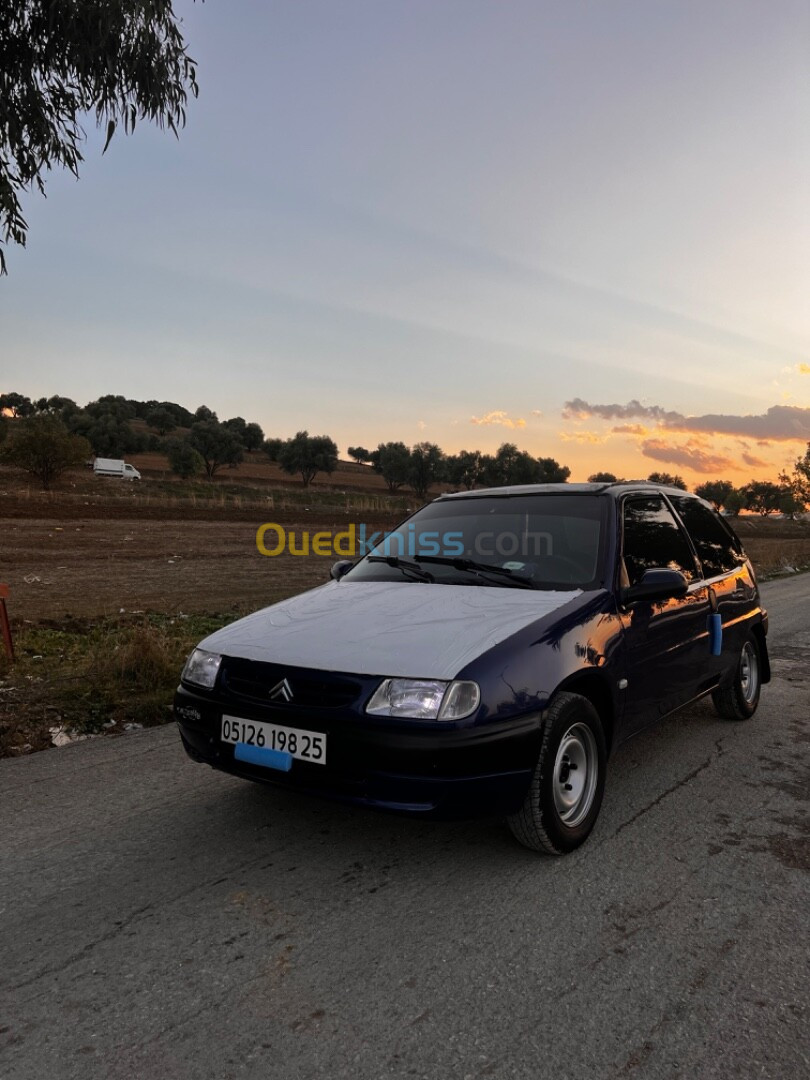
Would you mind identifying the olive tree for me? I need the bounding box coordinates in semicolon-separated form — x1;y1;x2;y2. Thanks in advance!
187;420;244;480
370;442;411;493
166;438;204;479
278;431;339;487
694;480;735;511
409;442;445;501
1;415;91;489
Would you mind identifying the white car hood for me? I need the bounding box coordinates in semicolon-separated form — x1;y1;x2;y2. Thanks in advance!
201;581;582;680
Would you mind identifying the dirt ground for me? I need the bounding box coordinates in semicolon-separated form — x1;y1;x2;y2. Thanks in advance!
1;515;397;624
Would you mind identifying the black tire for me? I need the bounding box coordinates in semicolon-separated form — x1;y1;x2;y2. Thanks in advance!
711;636;761;720
507;692;606;854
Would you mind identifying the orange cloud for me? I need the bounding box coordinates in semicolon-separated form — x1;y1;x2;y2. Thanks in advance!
611;424;650;437
470;410;526;430
559;430;609;445
641;439;737;474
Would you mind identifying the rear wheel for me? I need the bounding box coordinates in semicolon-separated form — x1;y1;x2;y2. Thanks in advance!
711;637;761;720
507;692;606;854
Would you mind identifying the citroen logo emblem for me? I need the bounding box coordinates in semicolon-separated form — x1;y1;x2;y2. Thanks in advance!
269;678;293;702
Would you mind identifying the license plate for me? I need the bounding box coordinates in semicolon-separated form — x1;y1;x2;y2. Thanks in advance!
221;715;327;765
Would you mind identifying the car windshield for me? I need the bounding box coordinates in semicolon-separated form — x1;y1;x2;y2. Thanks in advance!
346;493;606;590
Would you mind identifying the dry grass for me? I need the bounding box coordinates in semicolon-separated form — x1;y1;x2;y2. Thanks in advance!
0;614;236;756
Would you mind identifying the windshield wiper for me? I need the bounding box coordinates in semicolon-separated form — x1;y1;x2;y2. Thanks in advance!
415;556;538;589
366;555;434;583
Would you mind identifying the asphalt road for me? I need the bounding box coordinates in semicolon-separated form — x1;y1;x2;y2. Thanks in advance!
1;577;808;1080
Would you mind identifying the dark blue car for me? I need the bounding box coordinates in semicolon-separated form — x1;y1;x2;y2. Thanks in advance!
175;483;769;854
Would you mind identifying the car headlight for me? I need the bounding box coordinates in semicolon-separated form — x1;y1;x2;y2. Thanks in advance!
366;678;480;720
182;648;222;689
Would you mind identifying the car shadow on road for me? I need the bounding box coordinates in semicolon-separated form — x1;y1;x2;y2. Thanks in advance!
167;693;736;887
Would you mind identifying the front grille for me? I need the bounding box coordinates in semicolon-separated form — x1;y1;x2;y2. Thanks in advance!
219;657;362;709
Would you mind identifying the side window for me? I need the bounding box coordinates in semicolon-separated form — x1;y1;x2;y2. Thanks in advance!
670;497;741;578
622;497;697;587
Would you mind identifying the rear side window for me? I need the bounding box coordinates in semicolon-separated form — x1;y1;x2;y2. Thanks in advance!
670;497;741;578
622;497;697;586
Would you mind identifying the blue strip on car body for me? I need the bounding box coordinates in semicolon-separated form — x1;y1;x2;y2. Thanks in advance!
234;742;293;772
708;612;723;656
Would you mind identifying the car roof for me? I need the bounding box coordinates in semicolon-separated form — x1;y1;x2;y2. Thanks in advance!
437;482;698;501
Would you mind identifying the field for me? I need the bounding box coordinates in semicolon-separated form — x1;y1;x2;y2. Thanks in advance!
1;460;809;757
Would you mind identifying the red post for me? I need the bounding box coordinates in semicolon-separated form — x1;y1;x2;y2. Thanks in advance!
0;584;14;662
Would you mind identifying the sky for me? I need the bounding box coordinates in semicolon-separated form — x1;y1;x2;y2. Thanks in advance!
1;0;809;484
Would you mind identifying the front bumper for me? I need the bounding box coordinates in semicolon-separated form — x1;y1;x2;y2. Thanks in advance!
174;686;541;819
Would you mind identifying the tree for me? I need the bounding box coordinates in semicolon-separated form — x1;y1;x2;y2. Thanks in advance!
479;444;544;486
146;407;177;436
69;410;140;458
0;0;199;273
0;392;33;417
1;415;90;488
194;405;217;423
409;442;445;501
86;395;136;421
370;442;412;493
445;450;484;490
536;457;570;483
34;395;79;421
647;472;687;490
347;446;372;465
487;444;524;485
278;431;338;487
223;417;248;443
153;400;194;428
782;443;810;509
187;420;244;480
166;438;204;479
694;480;735;511
741;480;783;516
263;437;283;462
588;471;618;483
243;422;265;452
724;488;746;517
778;486;805;520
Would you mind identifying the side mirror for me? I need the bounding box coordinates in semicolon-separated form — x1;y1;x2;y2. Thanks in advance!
330;560;355;581
622;568;688;605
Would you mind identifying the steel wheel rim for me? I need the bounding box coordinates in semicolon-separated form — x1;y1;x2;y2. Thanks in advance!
553;723;598;827
740;642;759;704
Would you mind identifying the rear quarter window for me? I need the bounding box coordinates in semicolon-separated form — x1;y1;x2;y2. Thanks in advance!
670;497;742;578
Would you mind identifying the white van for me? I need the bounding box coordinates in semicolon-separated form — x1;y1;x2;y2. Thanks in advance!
93;458;141;481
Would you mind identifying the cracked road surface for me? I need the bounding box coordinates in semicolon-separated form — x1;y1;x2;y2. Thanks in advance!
1;577;808;1080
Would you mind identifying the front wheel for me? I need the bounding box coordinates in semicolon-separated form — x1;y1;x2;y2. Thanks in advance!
507;692;606;854
711;637;761;720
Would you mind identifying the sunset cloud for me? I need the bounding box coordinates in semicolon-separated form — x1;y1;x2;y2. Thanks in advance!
470;410;526;429
562;398;682;423
799;363;810;375
563;399;810;442
741;451;769;468
559;429;609;445
611;424;650;437
640;439;737;474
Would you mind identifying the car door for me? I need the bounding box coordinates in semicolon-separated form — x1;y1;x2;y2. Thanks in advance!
669;495;758;678
618;495;709;736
